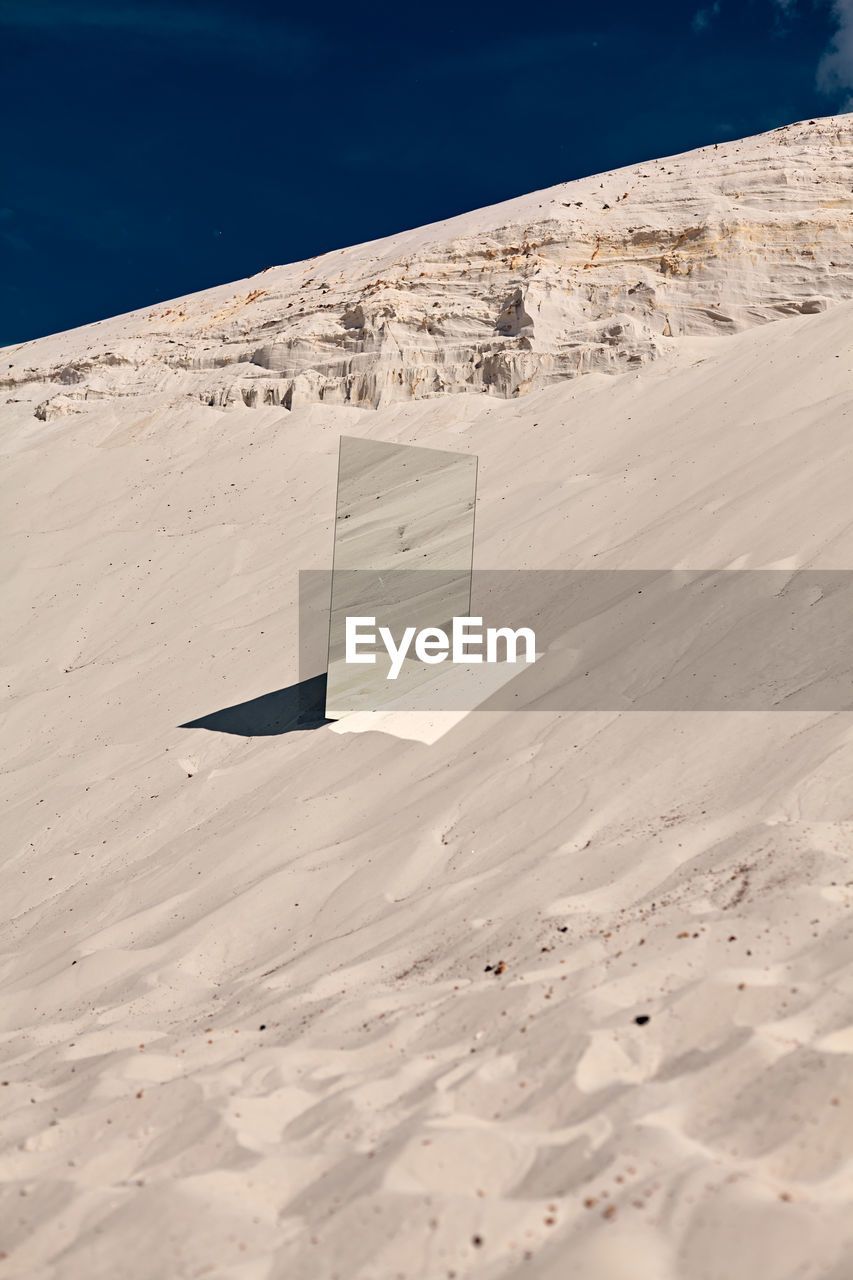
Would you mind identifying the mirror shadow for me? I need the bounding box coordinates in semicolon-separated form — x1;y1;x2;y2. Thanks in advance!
179;673;330;737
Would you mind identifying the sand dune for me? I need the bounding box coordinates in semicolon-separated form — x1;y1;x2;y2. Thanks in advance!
3;117;853;1279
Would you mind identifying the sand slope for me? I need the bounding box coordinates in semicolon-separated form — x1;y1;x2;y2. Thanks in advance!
3;120;853;1280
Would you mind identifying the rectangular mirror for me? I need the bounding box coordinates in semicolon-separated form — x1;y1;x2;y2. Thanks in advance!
325;436;478;718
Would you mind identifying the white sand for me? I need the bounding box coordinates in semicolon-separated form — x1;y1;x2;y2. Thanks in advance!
3;116;853;1279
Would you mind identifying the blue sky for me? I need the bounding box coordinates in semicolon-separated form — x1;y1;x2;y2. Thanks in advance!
1;0;851;345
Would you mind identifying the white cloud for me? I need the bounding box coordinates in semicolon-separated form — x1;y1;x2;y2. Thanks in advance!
692;1;721;34
770;0;853;100
817;0;853;98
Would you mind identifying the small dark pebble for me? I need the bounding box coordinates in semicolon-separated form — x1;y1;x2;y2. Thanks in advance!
259;1025;266;1031
557;926;568;933
634;1015;650;1026
484;965;493;972
472;1236;483;1248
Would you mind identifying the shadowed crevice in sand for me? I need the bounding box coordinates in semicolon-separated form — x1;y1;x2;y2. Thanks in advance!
179;673;330;736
